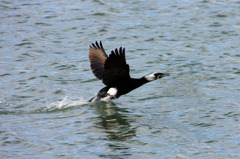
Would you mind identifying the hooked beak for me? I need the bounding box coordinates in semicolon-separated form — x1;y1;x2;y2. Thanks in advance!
156;72;170;79
162;73;170;77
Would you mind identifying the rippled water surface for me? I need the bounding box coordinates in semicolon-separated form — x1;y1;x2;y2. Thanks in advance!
1;0;240;158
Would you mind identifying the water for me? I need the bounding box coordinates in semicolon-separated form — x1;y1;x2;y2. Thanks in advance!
0;0;240;158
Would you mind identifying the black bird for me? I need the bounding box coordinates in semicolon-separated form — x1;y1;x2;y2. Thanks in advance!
88;41;169;102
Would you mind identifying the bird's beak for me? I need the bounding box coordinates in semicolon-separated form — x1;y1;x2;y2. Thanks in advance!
161;73;170;77
156;73;170;79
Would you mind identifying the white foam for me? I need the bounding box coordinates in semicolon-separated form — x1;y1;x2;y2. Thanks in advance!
46;96;87;111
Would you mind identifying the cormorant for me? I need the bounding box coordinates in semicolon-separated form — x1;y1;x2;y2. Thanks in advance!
88;41;169;102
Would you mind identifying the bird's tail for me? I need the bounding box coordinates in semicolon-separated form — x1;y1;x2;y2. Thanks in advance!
88;96;97;102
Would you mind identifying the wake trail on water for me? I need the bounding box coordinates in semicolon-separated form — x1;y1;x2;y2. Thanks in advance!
47;96;88;110
1;95;94;114
42;96;89;112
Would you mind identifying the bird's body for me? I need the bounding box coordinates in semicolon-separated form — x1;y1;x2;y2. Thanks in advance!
88;41;169;102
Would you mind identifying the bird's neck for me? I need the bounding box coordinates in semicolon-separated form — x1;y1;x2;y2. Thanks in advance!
131;77;150;89
114;78;150;97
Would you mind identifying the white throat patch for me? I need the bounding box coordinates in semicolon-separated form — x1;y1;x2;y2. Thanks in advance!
144;72;156;81
107;87;118;96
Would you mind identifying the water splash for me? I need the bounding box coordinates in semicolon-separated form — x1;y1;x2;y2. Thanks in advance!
43;96;88;112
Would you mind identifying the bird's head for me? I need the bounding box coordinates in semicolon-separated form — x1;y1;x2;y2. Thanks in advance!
144;72;170;81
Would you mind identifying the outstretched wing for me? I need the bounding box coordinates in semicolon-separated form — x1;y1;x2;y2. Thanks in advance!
102;47;131;86
89;41;108;80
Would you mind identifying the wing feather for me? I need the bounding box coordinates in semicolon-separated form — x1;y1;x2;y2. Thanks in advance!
89;41;108;79
102;47;131;86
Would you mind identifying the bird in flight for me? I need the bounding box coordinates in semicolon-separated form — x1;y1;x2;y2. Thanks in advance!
88;41;169;102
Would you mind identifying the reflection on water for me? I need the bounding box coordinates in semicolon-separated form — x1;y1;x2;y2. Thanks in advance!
93;102;136;158
95;102;136;141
